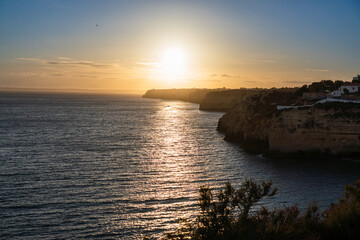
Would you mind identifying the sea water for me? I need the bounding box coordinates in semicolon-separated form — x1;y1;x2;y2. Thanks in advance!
1;92;359;239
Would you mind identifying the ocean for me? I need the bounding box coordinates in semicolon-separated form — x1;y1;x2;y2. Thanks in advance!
1;92;359;239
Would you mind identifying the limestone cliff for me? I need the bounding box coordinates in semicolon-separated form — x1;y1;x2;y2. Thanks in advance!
268;103;360;157
199;89;262;111
217;89;299;152
218;92;360;158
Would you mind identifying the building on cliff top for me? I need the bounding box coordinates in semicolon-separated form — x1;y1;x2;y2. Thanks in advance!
340;83;360;93
329;82;360;98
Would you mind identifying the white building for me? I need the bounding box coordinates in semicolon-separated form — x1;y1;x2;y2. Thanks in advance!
340;83;360;94
329;82;360;98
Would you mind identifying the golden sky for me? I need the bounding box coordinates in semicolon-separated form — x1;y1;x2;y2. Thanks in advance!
0;0;359;93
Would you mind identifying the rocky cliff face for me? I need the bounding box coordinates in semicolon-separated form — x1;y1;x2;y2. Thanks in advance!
199;89;261;111
268;103;360;156
217;89;298;152
218;94;360;157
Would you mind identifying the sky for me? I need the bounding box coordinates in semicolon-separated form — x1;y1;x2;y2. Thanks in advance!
0;0;359;93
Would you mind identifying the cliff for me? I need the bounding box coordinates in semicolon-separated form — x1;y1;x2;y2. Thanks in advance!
199;89;262;111
218;91;360;158
268;102;360;157
142;88;222;104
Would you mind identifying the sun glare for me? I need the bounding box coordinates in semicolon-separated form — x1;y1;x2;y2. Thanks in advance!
159;47;188;80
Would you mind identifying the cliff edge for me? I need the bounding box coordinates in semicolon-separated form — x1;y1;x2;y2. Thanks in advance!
199;89;262;111
218;90;360;158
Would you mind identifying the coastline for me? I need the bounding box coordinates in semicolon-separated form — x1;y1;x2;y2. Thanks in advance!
143;88;360;160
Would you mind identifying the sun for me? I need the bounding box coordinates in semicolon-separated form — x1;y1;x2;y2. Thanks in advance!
159;47;188;80
161;48;186;70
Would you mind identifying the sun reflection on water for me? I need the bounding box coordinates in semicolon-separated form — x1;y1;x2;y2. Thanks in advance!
115;100;213;238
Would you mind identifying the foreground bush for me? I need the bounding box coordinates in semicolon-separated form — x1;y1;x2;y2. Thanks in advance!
156;179;360;240
323;180;360;240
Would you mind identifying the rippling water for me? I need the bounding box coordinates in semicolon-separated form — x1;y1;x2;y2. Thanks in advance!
1;92;359;239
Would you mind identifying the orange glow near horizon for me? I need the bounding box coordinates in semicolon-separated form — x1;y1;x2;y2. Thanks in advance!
1;1;359;93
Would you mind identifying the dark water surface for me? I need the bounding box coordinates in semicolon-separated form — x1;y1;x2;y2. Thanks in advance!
1;92;359;239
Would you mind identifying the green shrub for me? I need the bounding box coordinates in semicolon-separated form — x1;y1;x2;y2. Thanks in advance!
157;179;360;240
323;180;360;240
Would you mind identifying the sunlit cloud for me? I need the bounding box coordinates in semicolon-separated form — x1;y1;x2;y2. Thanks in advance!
74;74;99;78
9;71;45;77
47;60;117;68
50;73;64;77
304;68;330;72
17;57;117;68
56;57;71;60
221;74;231;78
16;57;43;62
209;73;231;78
12;56;125;88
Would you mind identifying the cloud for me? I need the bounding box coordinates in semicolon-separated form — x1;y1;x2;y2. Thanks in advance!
46;60;116;68
74;74;99;78
17;57;117;68
50;73;64;77
210;73;232;78
16;57;43;62
233;75;246;79
56;57;71;60
304;68;330;72
9;71;42;77
221;74;232;78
